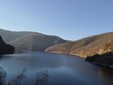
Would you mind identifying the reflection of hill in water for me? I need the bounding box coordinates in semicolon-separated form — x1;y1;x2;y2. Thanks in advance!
98;67;113;85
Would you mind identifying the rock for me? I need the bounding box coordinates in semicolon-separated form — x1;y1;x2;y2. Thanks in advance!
0;36;15;54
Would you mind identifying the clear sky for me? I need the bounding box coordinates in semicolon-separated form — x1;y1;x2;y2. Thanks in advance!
0;0;113;40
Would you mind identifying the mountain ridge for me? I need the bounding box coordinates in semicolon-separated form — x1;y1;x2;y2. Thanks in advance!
0;28;67;53
46;32;113;57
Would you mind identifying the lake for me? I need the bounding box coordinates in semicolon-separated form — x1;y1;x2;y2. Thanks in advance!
0;52;113;85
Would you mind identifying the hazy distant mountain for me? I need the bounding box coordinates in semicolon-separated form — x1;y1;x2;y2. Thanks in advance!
0;29;31;43
10;32;66;52
0;28;66;52
46;32;113;57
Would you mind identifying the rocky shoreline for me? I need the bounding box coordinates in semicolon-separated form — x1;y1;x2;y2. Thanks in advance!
85;52;113;68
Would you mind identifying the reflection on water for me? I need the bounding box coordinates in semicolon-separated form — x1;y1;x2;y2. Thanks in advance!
98;67;113;85
0;52;113;85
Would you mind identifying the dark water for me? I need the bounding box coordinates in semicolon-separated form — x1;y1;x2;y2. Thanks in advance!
0;52;113;85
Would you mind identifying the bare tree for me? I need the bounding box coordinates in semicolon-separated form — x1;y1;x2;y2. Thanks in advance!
0;67;7;85
8;68;26;85
36;70;49;85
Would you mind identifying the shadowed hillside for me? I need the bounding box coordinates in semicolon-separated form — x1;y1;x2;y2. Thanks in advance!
46;32;113;57
0;36;14;54
85;52;113;67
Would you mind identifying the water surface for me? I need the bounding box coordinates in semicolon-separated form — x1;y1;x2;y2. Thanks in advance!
0;52;113;85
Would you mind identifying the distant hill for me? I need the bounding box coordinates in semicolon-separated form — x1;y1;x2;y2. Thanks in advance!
0;28;66;52
0;29;31;43
46;32;113;57
10;32;66;51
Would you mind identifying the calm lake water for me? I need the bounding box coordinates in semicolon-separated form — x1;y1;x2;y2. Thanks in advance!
0;52;113;85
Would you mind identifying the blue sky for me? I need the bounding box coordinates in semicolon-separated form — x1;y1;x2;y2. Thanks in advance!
0;0;113;40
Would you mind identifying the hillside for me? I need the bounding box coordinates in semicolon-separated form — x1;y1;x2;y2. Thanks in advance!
10;32;66;52
0;28;66;52
46;32;113;57
0;29;31;43
0;36;14;54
